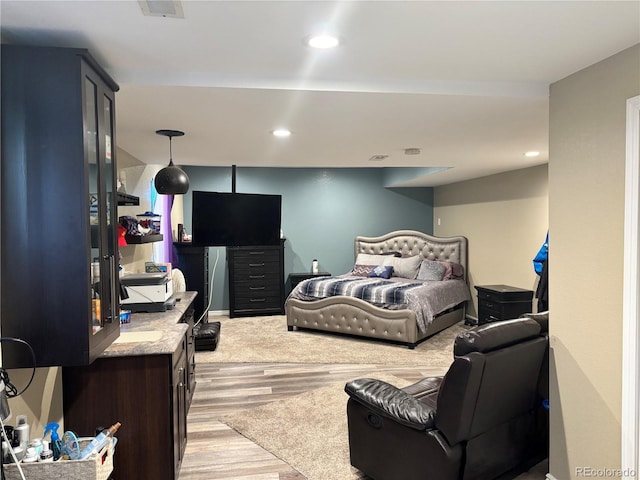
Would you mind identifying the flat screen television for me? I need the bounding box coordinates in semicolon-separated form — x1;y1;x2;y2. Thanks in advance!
191;191;282;246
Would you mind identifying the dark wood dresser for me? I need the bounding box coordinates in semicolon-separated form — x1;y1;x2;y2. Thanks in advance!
475;284;534;325
228;241;285;317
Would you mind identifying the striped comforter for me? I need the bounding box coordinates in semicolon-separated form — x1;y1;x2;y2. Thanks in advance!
298;277;422;306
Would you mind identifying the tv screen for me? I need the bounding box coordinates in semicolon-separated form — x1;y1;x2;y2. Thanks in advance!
191;191;282;246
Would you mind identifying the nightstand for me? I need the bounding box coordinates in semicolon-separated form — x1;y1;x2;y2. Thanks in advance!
475;284;534;325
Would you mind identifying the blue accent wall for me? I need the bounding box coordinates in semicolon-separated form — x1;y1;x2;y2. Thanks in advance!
181;166;434;311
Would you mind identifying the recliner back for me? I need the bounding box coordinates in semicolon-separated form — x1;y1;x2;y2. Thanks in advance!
435;319;546;446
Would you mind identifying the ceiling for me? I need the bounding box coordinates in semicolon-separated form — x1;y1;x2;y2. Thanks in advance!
1;1;639;186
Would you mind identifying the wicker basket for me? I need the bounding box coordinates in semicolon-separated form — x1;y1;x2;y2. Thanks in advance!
3;438;114;480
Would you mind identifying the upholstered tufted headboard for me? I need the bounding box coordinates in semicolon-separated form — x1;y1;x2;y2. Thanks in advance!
354;230;468;281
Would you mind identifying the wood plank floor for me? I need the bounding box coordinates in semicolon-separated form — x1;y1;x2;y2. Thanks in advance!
178;362;445;480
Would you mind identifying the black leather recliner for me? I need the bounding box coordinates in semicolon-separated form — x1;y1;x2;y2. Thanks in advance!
344;318;548;480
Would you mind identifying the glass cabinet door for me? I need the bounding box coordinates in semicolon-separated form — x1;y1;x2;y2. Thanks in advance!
85;73;118;336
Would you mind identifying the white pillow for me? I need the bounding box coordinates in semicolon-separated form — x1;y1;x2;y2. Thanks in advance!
355;253;387;266
382;255;422;279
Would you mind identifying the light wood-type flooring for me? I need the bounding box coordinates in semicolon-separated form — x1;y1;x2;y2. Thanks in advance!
178;362;444;480
178;361;548;480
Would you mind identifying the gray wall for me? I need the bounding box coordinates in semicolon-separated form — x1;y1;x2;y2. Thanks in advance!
548;44;640;478
182;166;434;311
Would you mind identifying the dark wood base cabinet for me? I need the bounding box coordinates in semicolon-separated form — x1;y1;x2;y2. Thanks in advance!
63;308;195;480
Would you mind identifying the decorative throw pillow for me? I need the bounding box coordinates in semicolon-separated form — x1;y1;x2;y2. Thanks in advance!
351;264;375;277
382;255;422;279
433;260;465;280
417;260;447;281
369;265;393;279
450;261;465;279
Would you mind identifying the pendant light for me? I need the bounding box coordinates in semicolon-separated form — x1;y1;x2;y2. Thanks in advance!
154;129;189;195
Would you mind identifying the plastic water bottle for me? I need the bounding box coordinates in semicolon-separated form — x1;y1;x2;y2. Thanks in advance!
78;422;120;460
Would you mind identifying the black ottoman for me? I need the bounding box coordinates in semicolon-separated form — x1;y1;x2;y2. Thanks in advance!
194;321;221;351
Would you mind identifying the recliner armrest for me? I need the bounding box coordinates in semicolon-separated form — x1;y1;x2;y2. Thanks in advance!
345;378;436;431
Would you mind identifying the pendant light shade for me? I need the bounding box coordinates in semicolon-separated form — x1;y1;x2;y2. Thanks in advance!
154;129;189;195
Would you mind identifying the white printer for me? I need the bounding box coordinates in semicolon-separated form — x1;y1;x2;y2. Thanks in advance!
120;272;175;312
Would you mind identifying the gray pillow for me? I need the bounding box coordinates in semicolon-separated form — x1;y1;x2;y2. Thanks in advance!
383;255;422;279
416;260;446;281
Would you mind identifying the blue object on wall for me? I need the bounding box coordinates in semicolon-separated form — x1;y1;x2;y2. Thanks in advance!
533;232;549;275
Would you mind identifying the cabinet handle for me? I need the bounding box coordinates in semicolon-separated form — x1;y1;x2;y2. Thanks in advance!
485;302;494;309
249;251;265;255
250;275;265;279
249;263;265;267
250;286;265;290
250;298;266;303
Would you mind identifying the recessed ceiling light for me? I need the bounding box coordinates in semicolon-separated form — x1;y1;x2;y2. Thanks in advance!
272;129;291;138
305;33;341;49
524;151;540;157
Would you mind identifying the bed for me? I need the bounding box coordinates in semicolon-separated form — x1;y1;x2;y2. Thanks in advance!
285;230;471;348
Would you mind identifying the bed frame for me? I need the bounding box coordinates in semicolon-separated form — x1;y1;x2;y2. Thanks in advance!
285;230;469;348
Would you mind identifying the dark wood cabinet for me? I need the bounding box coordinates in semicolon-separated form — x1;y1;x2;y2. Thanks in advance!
62;298;195;480
228;242;285;317
184;306;197;404
475;284;534;325
1;45;120;367
174;243;209;323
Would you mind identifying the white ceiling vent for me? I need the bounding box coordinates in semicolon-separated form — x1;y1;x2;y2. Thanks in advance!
139;0;184;18
404;148;421;155
368;155;389;162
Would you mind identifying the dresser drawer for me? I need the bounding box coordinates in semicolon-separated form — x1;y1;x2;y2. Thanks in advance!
234;282;281;300
231;248;280;263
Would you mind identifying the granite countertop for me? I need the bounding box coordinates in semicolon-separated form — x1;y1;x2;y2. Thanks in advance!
101;291;197;358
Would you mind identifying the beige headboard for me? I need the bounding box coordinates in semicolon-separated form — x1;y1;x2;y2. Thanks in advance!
354;230;468;281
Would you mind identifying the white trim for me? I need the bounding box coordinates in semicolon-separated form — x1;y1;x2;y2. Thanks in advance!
622;95;640;478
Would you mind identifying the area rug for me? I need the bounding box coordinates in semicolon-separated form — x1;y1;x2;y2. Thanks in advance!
196;315;469;366
222;373;412;480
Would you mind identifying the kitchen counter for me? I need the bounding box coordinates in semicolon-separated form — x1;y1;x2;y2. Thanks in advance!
102;291;197;357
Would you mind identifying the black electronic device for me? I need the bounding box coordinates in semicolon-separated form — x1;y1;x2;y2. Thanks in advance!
191;191;282;246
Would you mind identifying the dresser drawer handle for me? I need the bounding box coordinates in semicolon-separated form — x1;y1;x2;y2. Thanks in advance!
484;302;494;309
249;251;265;255
250;298;266;303
250;286;265;290
250;275;265;279
249;263;265;267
